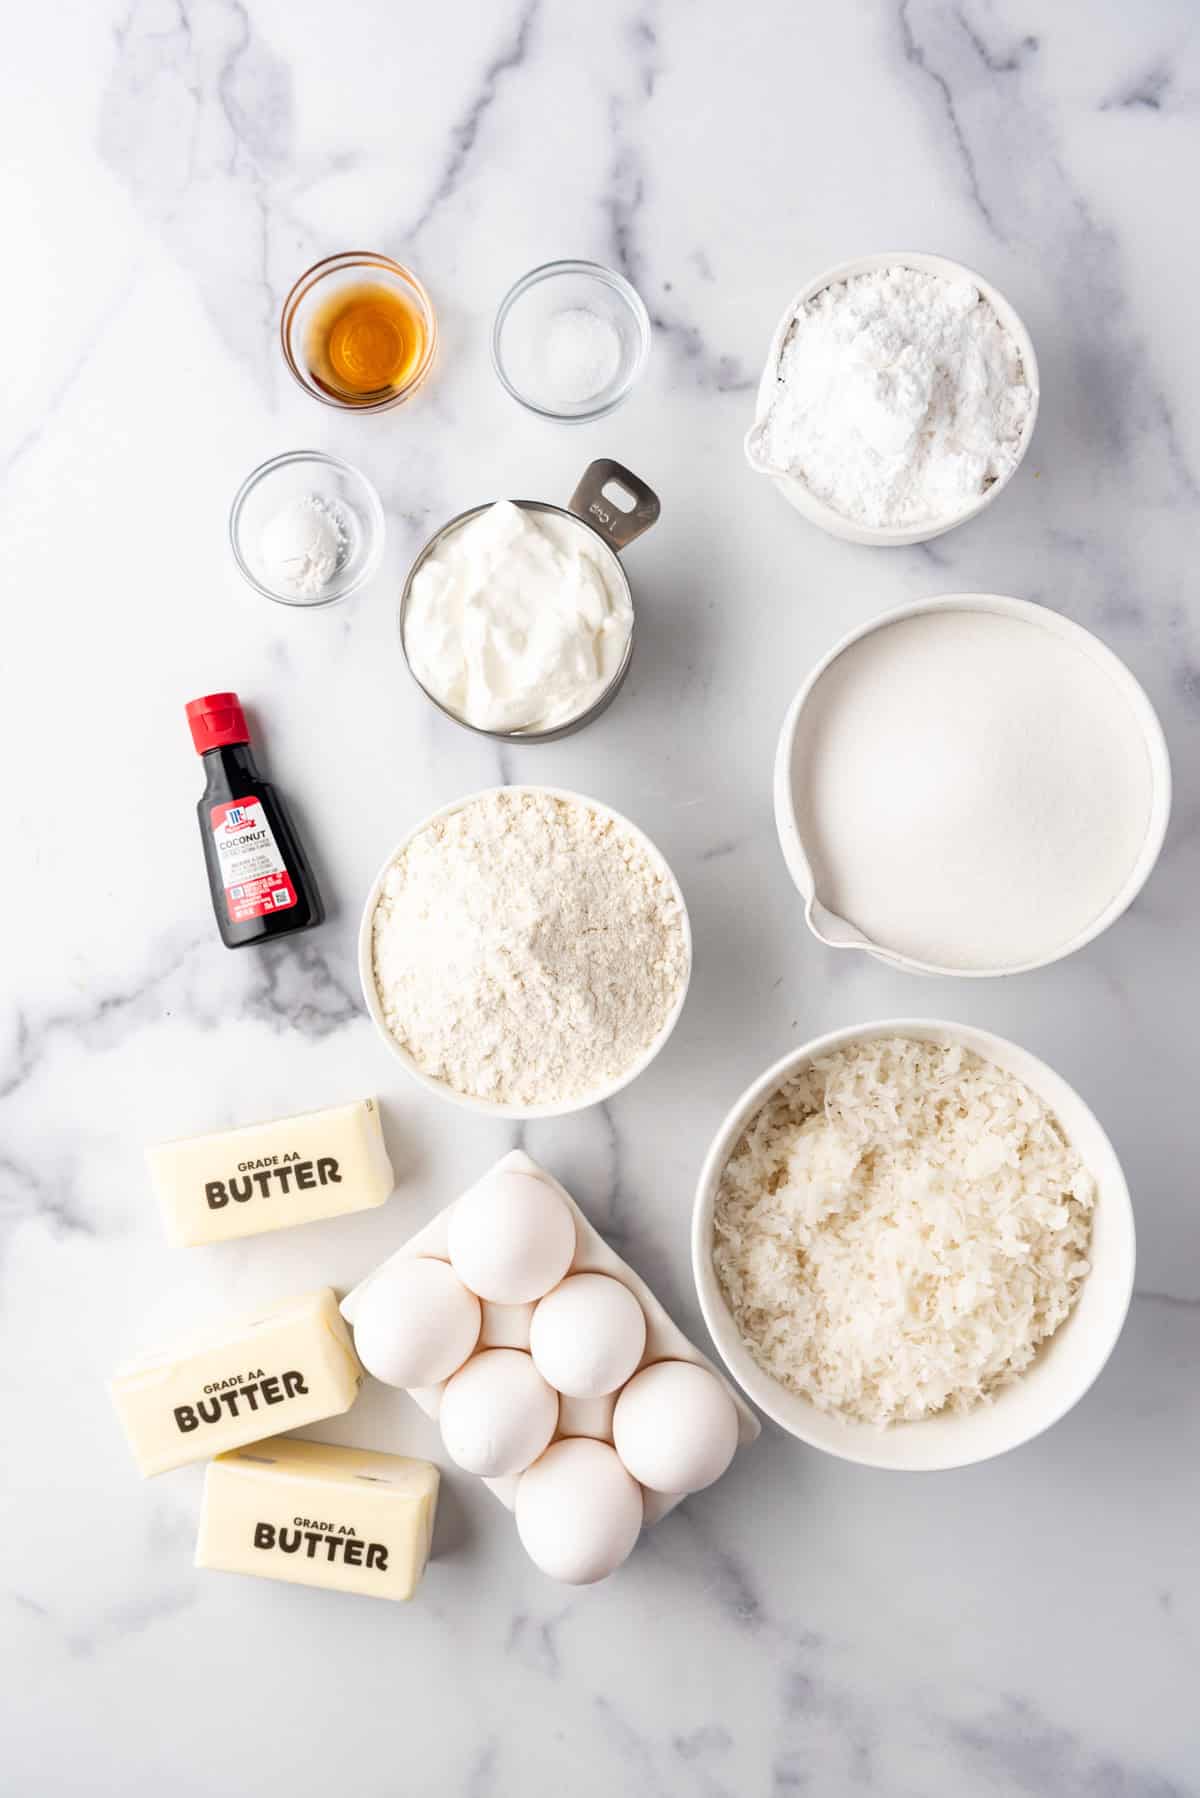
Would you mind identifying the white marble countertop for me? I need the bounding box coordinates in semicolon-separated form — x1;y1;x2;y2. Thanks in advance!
4;2;1198;1792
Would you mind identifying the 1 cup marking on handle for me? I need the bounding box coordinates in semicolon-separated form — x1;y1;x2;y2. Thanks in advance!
569;459;660;551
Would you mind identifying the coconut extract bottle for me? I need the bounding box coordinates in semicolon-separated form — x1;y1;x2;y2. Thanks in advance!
186;692;323;949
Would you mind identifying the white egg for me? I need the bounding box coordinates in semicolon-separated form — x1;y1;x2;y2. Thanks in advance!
612;1360;739;1494
515;1438;644;1585
529;1273;647;1397
351;1256;481;1389
438;1348;559;1476
447;1170;576;1304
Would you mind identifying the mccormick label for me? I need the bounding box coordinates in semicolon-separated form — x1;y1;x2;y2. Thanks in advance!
210;797;296;923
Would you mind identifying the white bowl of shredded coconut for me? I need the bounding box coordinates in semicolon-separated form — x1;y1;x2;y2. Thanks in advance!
359;787;692;1118
746;253;1039;545
692;1022;1134;1470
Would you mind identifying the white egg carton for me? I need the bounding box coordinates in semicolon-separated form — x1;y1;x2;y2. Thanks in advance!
341;1150;759;1525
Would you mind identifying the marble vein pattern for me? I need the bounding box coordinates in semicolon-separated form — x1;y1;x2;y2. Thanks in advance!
2;0;1198;1793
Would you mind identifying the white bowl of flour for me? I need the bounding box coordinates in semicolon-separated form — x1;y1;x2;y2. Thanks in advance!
774;595;1171;976
746;252;1039;545
359;787;692;1118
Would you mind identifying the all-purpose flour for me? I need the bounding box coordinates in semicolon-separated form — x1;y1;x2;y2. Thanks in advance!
371;790;689;1106
750;267;1033;528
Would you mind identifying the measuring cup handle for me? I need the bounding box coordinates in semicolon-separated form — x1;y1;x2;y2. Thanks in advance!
568;460;660;552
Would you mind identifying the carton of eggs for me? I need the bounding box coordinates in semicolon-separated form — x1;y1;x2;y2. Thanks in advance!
341;1152;759;1584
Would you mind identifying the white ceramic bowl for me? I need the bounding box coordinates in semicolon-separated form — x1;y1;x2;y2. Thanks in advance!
774;593;1172;977
692;1019;1135;1471
358;786;692;1119
745;251;1040;546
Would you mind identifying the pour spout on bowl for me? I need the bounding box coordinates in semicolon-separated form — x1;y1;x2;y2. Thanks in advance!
804;894;873;952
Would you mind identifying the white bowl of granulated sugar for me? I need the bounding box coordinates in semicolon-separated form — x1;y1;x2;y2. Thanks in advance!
692;1020;1135;1471
358;786;692;1119
745;251;1040;546
774;593;1171;977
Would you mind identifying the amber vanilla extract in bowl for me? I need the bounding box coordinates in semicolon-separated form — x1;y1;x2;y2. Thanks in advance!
281;252;437;411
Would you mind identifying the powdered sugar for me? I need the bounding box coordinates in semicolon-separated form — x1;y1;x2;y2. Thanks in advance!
749;266;1033;528
370;790;689;1107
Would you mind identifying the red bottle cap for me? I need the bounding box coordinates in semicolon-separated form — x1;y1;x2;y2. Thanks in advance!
186;693;250;753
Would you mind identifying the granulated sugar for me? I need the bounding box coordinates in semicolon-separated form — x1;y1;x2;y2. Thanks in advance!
789;608;1155;970
749;265;1033;528
371;790;689;1106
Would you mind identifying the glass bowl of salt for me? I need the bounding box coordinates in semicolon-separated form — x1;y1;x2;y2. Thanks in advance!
492;261;651;422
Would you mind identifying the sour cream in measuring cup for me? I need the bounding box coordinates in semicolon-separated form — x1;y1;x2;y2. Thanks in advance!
402;500;633;735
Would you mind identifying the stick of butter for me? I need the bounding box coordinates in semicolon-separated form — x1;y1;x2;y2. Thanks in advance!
196;1437;438;1602
146;1098;395;1246
109;1288;363;1477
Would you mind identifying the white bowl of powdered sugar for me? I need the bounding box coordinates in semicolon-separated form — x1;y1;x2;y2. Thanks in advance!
746;252;1039;545
359;787;692;1118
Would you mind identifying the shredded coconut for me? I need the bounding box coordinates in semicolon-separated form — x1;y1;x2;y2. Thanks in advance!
712;1038;1094;1426
749;266;1033;528
371;790;689;1106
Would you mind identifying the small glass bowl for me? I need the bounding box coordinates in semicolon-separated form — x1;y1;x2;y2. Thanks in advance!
492;260;651;422
280;252;437;412
229;451;385;608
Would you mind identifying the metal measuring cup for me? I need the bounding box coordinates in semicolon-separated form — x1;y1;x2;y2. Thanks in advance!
398;458;661;742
